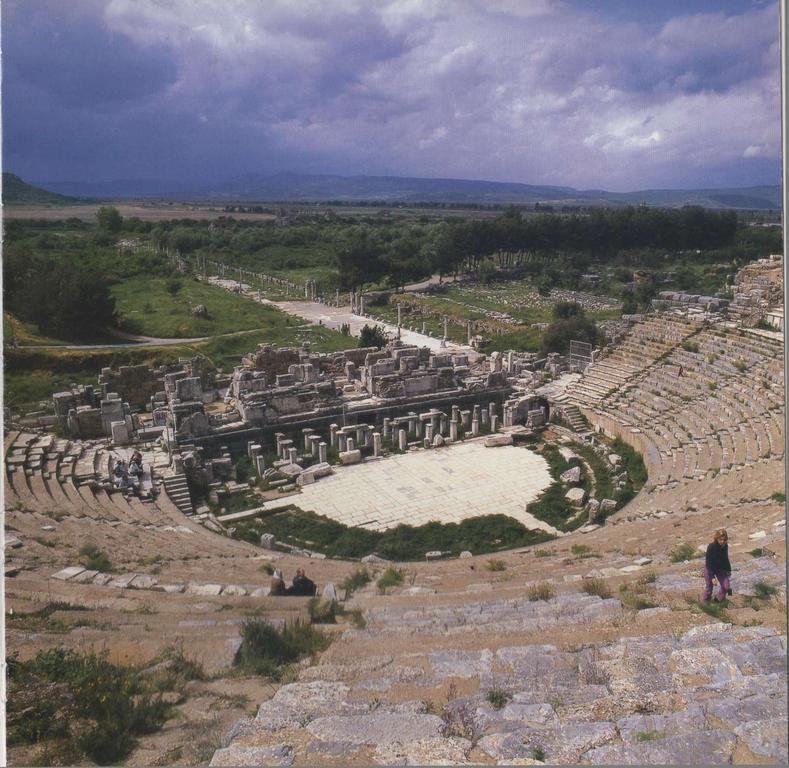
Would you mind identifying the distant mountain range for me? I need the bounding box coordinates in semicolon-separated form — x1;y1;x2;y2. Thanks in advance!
6;171;783;210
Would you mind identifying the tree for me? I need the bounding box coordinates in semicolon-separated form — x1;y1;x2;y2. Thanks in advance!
552;301;583;320
359;324;389;349
540;306;599;357
96;206;123;234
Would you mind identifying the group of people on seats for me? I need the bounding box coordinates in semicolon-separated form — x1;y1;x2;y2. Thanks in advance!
113;451;143;491
269;567;317;596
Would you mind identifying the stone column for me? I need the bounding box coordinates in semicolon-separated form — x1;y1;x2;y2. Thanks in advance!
473;404;481;422
489;402;497;422
467;320;473;345
356;426;366;447
503;405;513;428
255;455;266;476
481;408;490;427
303;428;315;452
491;415;499;431
425;423;434;442
507;351;514;371
336;288;340;307
397;304;402;339
309;435;321;457
338;433;348;452
318;442;327;464
382;418;391;438
414;419;422;439
329;423;339;448
460;410;471;429
372;432;381;457
440;413;448;435
288;447;298;464
441;315;448;348
347;437;355;452
450;419;459;442
472;418;480;437
398;429;407;451
452;404;461;422
421;322;426;334
359;294;364;315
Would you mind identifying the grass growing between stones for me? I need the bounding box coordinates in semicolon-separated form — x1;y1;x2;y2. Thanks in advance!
753;580;778;599
7;647;178;765
234;506;554;561
669;543;700;563
233;619;332;679
527;582;556;601
340;568;371;596
377;567;405;594
581;579;612;599
79;543;112;572
691;599;731;622
486;687;512;710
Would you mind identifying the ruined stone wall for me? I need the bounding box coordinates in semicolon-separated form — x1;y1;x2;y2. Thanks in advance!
98;364;164;409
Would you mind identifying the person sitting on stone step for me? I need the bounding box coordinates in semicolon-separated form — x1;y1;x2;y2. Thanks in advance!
703;528;732;603
290;567;317;596
269;569;287;596
113;459;129;489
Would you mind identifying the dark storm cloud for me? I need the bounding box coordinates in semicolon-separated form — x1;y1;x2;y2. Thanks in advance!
2;0;781;189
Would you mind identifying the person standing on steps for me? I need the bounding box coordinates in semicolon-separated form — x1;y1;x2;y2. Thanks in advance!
703;528;732;602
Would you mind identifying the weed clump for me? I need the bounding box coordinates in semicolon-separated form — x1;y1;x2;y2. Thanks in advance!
486;686;512;710
581;579;612;599
233;618;332;679
485;559;507;572
669;543;699;563
527;582;555;602
377;567;404;594
753;580;777;599
307;597;338;624
79;543;112;572
340;568;371;596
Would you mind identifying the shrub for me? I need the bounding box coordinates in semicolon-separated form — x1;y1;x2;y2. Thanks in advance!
486;687;512;710
581;579;612;599
235;455;254;484
748;548;764;558
377;567;404;593
233;619;331;678
681;341;699;353
534;549;552;557
668;543;699;563
637;571;657;585
340;568;371;596
770;491;785;503
571;544;591;556
527;582;555;602
485;559;507;572
165;278;182;296
79;543;112;572
7;648;170;764
532;746;546;762
258;562;275;575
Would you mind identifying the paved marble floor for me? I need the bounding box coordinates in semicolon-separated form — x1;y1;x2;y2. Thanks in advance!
273;442;557;533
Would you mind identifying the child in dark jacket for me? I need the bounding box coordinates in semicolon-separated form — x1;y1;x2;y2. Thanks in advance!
703;528;731;602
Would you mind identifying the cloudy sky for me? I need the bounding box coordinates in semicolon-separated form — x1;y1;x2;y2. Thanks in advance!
2;0;782;191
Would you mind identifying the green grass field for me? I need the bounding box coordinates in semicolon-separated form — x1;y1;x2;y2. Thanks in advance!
112;276;291;337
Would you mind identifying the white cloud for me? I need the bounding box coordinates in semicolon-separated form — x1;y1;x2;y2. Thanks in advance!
79;1;785;186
